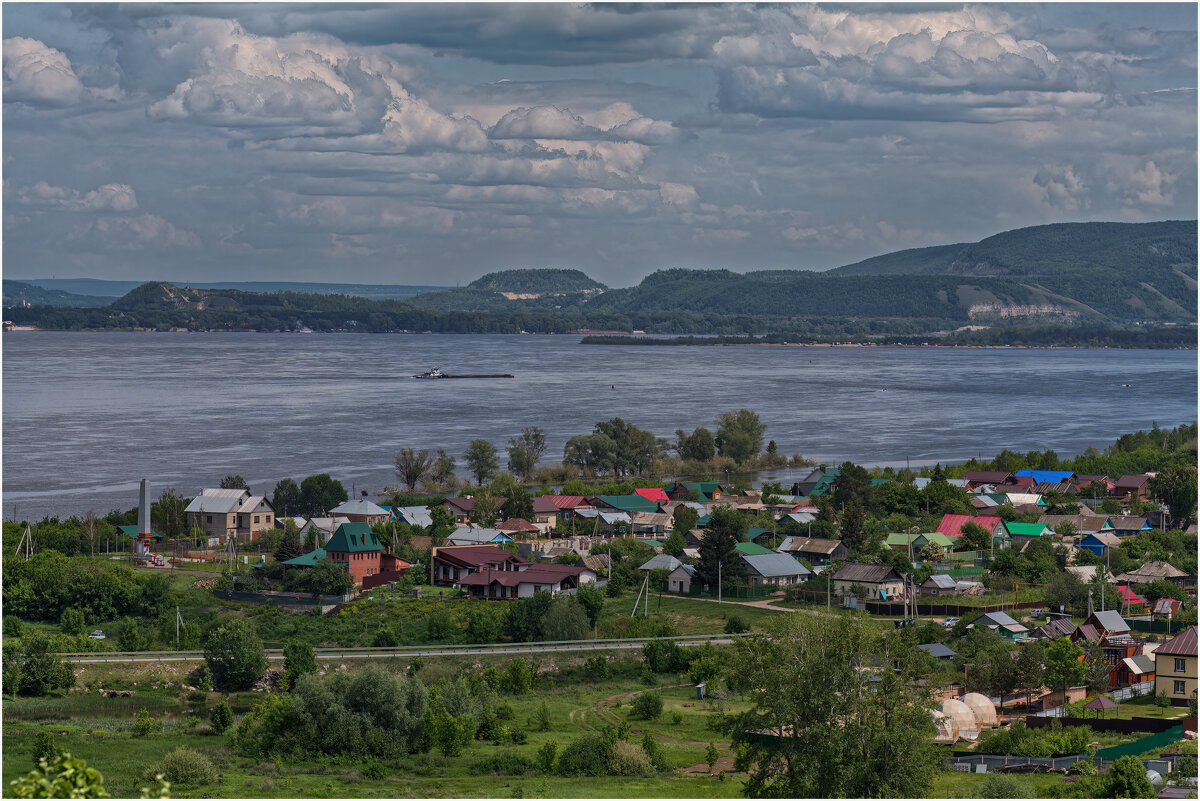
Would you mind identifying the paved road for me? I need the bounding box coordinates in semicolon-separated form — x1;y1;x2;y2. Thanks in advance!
64;637;739;663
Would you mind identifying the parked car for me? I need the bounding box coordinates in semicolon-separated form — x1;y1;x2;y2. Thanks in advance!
88;630;106;640
1029;608;1045;619
941;617;960;629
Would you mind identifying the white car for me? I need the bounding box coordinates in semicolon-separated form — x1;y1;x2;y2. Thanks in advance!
88;630;106;640
941;617;960;629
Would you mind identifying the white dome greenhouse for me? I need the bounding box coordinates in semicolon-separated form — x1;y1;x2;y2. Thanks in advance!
961;692;998;729
931;709;959;744
940;699;978;735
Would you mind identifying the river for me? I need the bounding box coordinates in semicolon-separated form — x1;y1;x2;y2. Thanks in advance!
2;332;1195;519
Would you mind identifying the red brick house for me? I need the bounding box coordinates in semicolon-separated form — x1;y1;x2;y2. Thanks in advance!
431;544;529;585
1112;474;1152;502
281;522;410;589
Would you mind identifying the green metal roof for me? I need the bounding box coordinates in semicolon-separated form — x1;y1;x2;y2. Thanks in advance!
641;539;665;548
746;527;770;540
117;525;163;541
594;495;660;514
696;514;712;526
283;547;326;567
733;541;774;556
670;481;726;501
326;522;381;552
1004;522;1052;537
870;478;892;486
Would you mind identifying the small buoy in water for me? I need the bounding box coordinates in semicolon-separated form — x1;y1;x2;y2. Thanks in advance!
612;384;615;389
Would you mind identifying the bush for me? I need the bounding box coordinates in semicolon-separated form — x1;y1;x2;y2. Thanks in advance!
724;615;750;634
210;701;233;734
670;710;684;726
979;774;1030;798
557;734;613;777
32;731;57;766
153;747;217;785
640;733;668;772
203;619;267;691
470;750;535;776
536;742;558;775
500;658;534;694
133;709;156;737
10;752;108;798
630;692;663;721
361;761;386;780
531;701;552;732
584;654;611;680
610;740;654;777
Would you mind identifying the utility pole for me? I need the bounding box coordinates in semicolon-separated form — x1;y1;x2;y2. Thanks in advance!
718;560;722;604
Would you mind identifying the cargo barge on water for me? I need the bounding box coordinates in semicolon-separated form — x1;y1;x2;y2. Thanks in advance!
412;367;514;379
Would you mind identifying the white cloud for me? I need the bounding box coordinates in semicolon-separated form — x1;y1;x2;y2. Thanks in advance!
3;37;85;105
12;181;138;211
71;214;200;250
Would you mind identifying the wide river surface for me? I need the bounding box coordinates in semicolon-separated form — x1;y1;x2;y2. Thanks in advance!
3;332;1196;519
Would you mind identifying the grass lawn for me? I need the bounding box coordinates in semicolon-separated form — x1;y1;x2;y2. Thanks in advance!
602;595;789;635
931;768;1073;798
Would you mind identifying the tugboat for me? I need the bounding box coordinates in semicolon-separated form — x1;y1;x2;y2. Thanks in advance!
412;367;514;379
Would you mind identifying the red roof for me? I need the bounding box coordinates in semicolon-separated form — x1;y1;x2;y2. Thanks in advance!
1156;627;1197;656
496;518;538;533
434;545;529;569
532;496;560;514
1115;474;1150;488
1115;585;1146;605
457;564;587;587
963;471;1014;484
633;487;669;504
544;495;587;510
1013;476;1035;488
937;514;1002;537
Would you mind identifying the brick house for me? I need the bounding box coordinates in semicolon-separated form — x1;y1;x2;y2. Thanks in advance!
282;521;410;589
431;544;529;585
1154;627;1198;706
185;488;275;545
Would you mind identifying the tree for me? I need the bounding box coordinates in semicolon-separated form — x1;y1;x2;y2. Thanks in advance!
220;475;249;491
540;601;589;641
59;607;86;638
427;449;456;489
704;743;720;773
82;511;99;558
832;462;873;513
672;504;698;538
695;507;745;590
1014;641;1045;710
592;418;660;476
960;522;992;553
394;448;434;492
210;700;234;734
203;619;267;691
662;529;686;557
298;474;347;516
715;410;765;464
507;427;547;481
1149;465;1198;526
274;519;305;563
305;558;354;596
464;439;499;485
1103;754;1154;798
1043;638;1087;708
5;634;75;696
726;613;940;797
153;488;188;540
839;501;868;554
283;641;317;688
271;478;301;518
676;427;716;462
574;584;605;630
631;692;663;720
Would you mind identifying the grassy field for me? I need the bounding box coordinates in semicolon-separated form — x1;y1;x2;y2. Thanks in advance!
602;595;789;635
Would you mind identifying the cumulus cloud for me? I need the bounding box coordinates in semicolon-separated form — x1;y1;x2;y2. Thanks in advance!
11;181;137;211
1032;165;1089;211
71;214;200;250
3;37;85;105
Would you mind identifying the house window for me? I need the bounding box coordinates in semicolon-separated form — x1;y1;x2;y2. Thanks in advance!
1174;680;1186;695
1175;658;1186;673
206;515;212;523
253;516;260;524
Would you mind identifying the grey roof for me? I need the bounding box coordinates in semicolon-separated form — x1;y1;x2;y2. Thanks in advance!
640;554;682;572
1033;617;1077;639
925;574;957;589
184;493;244;514
1091;610;1130;634
979;611;1020;627
670;563;698;577
395;505;433;527
833;563;902;584
329;498;390;516
741;552;811;579
447;527;511;545
917;643;957;659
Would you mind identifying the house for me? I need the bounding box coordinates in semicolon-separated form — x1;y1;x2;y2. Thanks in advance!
431;544;529;585
283;522;411;589
447;527;514;546
440;496;508;525
1065;565;1100;583
457;563;595;599
573;507;632;534
832;564;905;600
962;471;1016;489
740;552;811;588
590;495;662;516
913;477;968;490
1112;474;1152;501
918;643;957;660
185;488;276;545
327;499;391;525
1004;521;1054;544
1153;628;1197;706
1015;469;1076;485
1038;514;1115;536
790;467;838;497
920;574;958;597
1078;532;1123;558
668;563;697;593
530;496;561;529
1153;598;1184;617
639;554;683;573
393;505;433;528
629;512;672;535
665;481;728;503
885;532;954;554
1073;610;1132;644
1109;516;1153;538
1074;474;1114;495
775;536;847;564
1031;617;1078;640
734;541;775;556
974;611;1029;640
1114;654;1156;689
633;487;669;504
937;514;1003;540
294;515;351;546
1002;493;1047;509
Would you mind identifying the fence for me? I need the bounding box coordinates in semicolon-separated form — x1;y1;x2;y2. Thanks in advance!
1128;618;1193;636
680;585;779;600
864;599;1045;617
947;753;1179;775
1026;715;1181;734
1095;725;1185;761
213;589;351;606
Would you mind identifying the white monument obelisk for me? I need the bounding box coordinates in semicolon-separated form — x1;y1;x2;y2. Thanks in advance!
134;479;153;562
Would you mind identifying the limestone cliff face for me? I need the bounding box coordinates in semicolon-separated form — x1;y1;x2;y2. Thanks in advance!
967;303;1080;319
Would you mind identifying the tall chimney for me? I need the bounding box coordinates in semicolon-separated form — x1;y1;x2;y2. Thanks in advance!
138;479;151;535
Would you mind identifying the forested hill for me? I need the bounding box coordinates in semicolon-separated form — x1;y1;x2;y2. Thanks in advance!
2;280;112;308
468;269;606;294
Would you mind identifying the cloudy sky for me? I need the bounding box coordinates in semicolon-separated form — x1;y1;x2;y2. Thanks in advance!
3;3;1196;287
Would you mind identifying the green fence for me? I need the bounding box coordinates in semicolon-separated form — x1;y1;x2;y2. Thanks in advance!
681;585;779;600
1095;725;1183;762
1128;618;1190;636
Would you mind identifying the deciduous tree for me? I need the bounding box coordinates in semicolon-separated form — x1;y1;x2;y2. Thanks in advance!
507;427;547;481
203;619;267;691
464;439;499;485
271;478;301;518
714;410;765;464
394;448;434;492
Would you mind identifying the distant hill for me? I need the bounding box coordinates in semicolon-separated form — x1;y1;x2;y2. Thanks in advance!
2;280;112;308
12;278;448;300
468;269;606;294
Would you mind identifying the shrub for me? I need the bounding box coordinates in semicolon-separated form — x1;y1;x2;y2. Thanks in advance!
531;701;552;732
203;619;267;691
557;734;613;777
500;658;534;694
361;761;386;780
194;664;213;691
152;747;217;786
536;742;557;775
133;709;155;737
610;740;653;777
32;731;57;766
186;689;208;705
470;750;535;776
640;733;668;772
669;710;684;726
371;628;398;647
584;655;611;680
210;701;234;734
10;752;108;798
630;692;663;721
979;774;1031;798
723;615;749;634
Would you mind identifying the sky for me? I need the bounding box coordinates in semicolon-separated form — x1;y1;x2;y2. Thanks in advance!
2;3;1196;288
